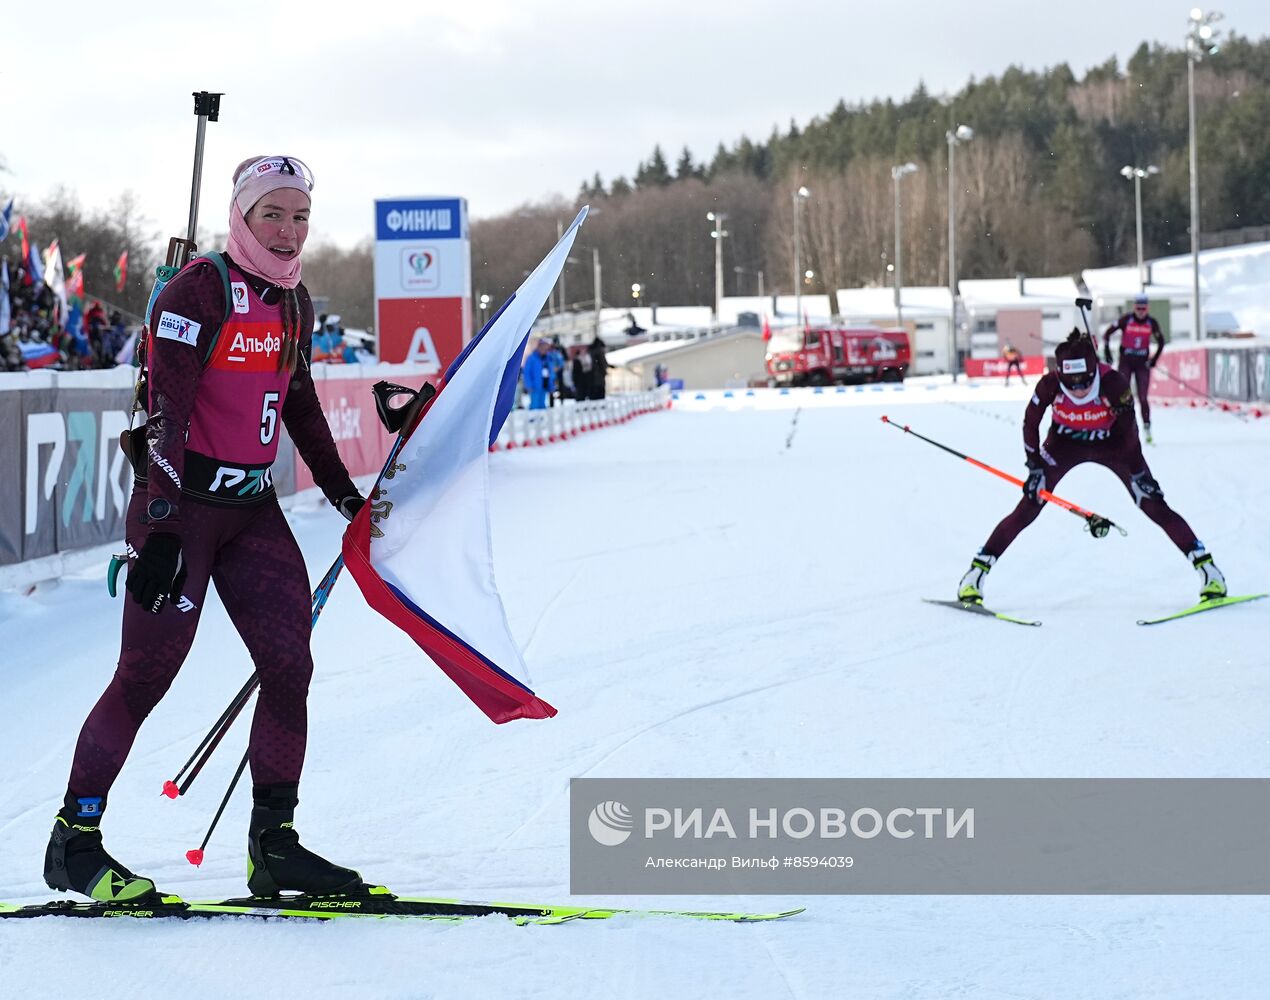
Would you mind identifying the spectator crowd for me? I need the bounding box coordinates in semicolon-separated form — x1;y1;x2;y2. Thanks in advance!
521;334;609;409
2;257;133;372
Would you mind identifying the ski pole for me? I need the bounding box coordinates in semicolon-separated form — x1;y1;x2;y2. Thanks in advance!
166;381;436;798
164;551;344;798
880;415;1127;538
185;747;249;868
163;673;258;798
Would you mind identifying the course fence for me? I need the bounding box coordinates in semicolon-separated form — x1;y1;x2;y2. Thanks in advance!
0;366;670;583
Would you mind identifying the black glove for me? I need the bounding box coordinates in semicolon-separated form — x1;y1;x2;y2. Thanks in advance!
125;532;186;614
1130;470;1163;506
1024;462;1046;505
336;495;366;522
1103;351;1113;365
1149;357;1159;369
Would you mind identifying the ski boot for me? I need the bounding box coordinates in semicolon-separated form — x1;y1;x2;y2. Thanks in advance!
1189;548;1227;601
957;552;996;604
44;793;156;902
247;784;364;897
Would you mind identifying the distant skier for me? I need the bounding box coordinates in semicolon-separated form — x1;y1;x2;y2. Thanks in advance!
1103;293;1165;442
1002;343;1026;387
957;330;1226;604
44;155;370;904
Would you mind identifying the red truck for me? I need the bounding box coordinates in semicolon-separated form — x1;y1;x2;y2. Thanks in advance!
766;326;911;386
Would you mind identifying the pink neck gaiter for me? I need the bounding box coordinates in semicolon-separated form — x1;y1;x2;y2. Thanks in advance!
225;203;303;289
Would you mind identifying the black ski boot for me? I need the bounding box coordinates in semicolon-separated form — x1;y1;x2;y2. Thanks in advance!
43;793;156;902
247;784;364;897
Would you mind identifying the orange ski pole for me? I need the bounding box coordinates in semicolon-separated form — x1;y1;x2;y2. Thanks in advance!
880;415;1126;538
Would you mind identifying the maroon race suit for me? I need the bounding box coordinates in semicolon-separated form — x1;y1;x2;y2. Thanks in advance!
1103;311;1165;426
980;363;1200;559
67;256;359;796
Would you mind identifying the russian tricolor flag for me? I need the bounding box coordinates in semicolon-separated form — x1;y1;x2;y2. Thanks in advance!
341;207;588;723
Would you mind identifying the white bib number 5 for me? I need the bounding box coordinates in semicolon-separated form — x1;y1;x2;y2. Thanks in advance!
259;391;281;445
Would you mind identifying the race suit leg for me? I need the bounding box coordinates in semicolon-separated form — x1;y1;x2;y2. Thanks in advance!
67;490;219;796
1105;453;1200;555
980;449;1077;558
210;501;316;787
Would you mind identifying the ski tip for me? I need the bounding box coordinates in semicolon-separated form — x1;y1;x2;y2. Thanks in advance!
161;780;180;800
185;849;204;867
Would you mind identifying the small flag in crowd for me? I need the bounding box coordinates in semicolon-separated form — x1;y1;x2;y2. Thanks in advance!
66;253;86;306
0;260;10;336
0;198;13;243
23;221;42;287
44;240;66;322
114;250;128;292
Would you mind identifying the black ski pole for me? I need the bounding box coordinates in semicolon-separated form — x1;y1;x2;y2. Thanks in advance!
163;675;257;798
185;747;249;868
162;551;342;798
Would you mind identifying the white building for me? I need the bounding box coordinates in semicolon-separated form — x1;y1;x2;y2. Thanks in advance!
606;328;767;391
1084;240;1270;340
958;276;1083;360
718;295;835;327
835;286;953;375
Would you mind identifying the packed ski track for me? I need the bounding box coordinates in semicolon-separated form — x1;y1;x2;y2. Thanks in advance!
3;380;1270;999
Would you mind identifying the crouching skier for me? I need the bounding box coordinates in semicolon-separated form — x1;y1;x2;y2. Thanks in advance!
45;155;370;902
957;329;1226;604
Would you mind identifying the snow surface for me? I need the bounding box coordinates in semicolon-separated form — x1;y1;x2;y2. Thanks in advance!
3;380;1270;999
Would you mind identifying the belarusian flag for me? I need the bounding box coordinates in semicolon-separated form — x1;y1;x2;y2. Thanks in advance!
66;253;86;306
114;250;128;292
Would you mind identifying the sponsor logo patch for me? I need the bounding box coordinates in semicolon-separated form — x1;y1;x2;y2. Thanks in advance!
156;311;201;347
230;281;250;314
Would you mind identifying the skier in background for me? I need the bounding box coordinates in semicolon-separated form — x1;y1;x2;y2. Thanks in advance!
44;155;370;904
1002;343;1026;386
957;330;1226;605
1103;293;1165;443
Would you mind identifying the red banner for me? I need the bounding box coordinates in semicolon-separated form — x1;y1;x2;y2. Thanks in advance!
291;376;395;491
1150;348;1208;401
964;356;1046;378
376;296;465;371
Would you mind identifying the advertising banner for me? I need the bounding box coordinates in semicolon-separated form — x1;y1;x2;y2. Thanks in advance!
16;386;133;562
291;376;394;492
373;197;471;372
1209;349;1250;402
1150;348;1208;402
1251;349;1270;403
963;356;1045;378
0;391;23;565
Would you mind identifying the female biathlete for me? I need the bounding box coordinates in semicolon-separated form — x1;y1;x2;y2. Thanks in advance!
45;156;370;903
958;330;1226;604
